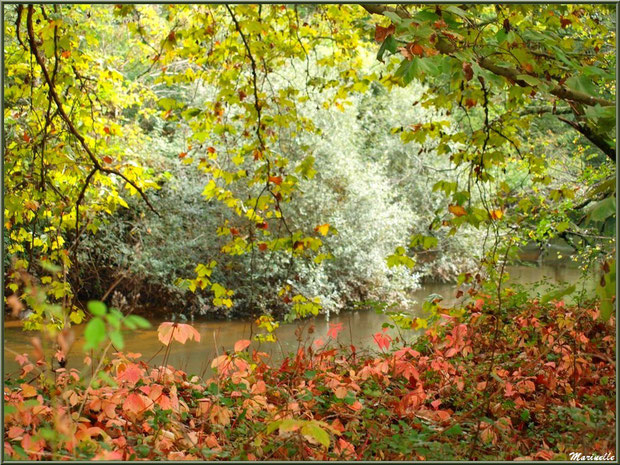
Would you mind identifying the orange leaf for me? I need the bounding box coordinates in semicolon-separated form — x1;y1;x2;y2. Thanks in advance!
123;392;147;414
462;62;473;81
375;24;395;43
102;156;113;164
258;242;268;251
348;400;363;412
24;200;39;211
269;176;283;185
411;43;424;57
207;146;216;154
178;152;187;159
8;426;24;439
234;339;251;352
334;386;348;399
117;363;143;386
61;50;71;58
20;383;37;398
22;133;31;143
433;19;447;29
448;205;467;217
103;126;111;135
157;322;201;346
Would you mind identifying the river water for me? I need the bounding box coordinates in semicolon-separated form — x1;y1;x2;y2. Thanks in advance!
3;263;595;377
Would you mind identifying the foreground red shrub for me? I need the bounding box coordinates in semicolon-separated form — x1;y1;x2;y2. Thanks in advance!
3;298;615;460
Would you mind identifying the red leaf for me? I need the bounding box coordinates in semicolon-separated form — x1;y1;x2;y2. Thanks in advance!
327;322;343;339
103;126;111;135
257;222;268;230
102;156;113;164
207;146;216;154
15;353;29;366
373;330;392;351
258;242;268;251
22;133;31;143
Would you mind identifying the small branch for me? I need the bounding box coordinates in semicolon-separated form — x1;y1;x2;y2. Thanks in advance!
361;4;411;19
557;116;615;162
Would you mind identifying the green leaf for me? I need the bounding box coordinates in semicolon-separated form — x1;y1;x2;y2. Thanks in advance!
4;404;17;416
444;424;462;436
588;197;616;223
343;390;356;405
541;285;576;305
444;5;469;19
377;35;397;62
109;330;124;350
84;317;106;351
516;74;540;87
87;300;107;317
566;75;597;97
413;10;439;22
597;260;616;321
301;422;330;448
125;315;151;329
265;420;282;435
383;11;402;24
98;370;118;387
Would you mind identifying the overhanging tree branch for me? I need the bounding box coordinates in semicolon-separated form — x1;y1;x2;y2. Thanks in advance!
362;4;615;109
26;5;160;217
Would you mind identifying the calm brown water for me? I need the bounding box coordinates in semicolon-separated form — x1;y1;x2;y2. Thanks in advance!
3;264;595;376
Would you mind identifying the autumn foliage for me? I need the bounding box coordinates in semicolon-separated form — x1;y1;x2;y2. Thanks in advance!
4;297;615;460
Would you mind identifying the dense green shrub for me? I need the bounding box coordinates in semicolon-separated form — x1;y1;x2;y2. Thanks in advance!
77;81;483;318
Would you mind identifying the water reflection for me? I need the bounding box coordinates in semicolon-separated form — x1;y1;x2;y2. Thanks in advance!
3;264;595;376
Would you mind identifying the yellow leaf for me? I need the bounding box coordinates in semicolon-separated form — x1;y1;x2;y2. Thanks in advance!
315;223;330;236
490;209;503;220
